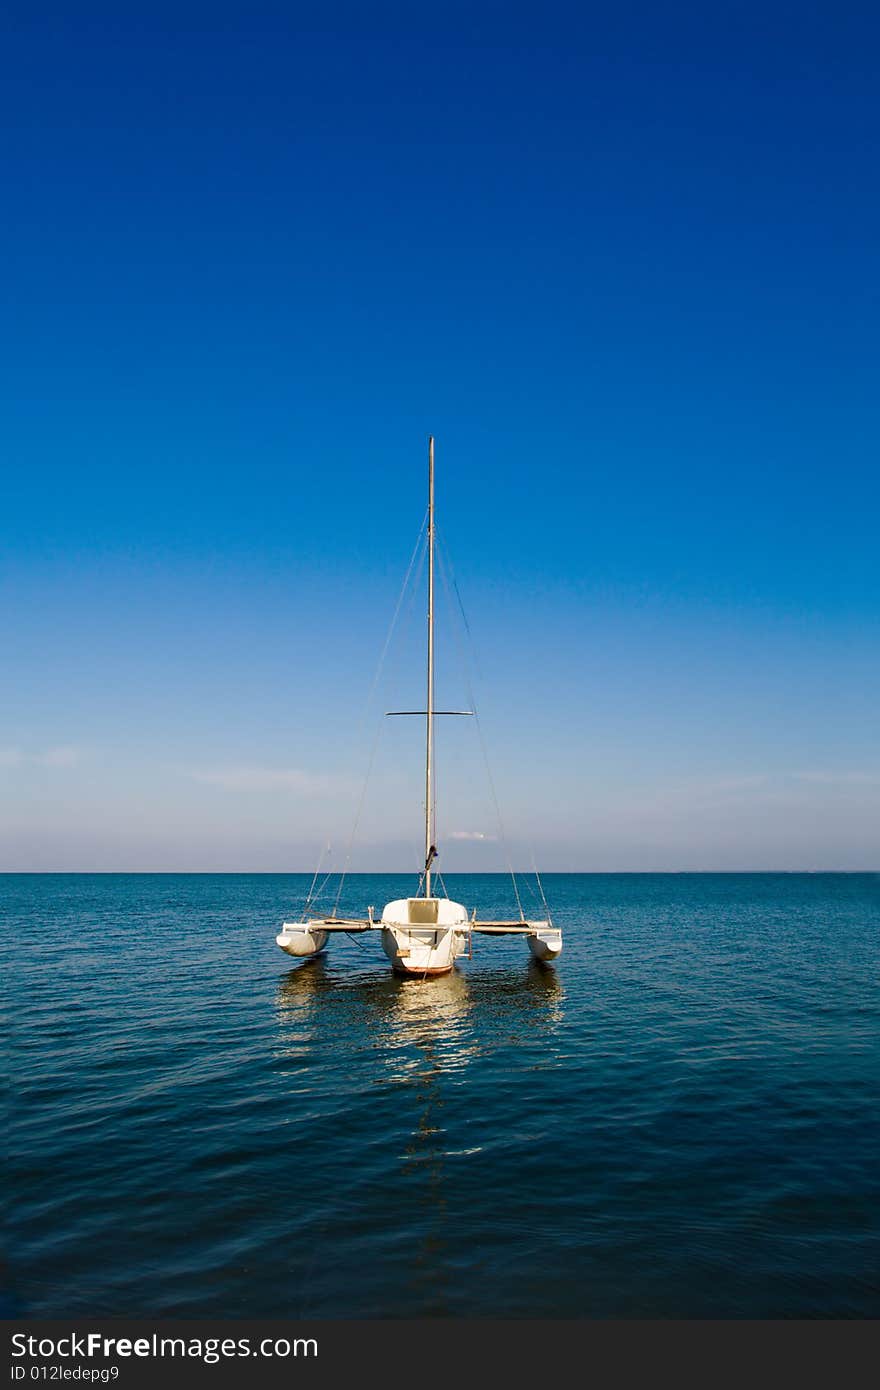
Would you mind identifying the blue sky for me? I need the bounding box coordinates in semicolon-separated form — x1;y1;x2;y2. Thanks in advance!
2;1;878;870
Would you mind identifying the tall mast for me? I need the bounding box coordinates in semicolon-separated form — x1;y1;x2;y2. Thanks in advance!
425;435;435;898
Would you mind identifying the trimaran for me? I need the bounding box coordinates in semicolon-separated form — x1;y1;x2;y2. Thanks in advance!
276;437;562;976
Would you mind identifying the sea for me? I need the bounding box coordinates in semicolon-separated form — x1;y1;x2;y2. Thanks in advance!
5;872;879;1318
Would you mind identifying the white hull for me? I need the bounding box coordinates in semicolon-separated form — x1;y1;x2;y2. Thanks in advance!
527;926;563;962
380;897;469;976
380;925;469;976
276;923;330;958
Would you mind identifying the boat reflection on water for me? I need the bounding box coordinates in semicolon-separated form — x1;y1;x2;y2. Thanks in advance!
466;959;565;1030
389;965;565;1313
373;967;476;1082
273;958;565;1314
272;953;332;1048
273;957;478;1079
389;974;471;1313
274;956;565;1073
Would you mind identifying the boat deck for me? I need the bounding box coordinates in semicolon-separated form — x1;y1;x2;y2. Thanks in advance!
300;917;553;936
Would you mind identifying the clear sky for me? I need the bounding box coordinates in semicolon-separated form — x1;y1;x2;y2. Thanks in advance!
2;1;878;871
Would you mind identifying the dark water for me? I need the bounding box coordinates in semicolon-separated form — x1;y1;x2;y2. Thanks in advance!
5;872;879;1318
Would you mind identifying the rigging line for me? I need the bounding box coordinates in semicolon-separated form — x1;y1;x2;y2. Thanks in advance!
435;522;481;677
521;874;541;905
435;536;526;923
415;837;428;897
382;536;433;902
360;510;429;736
331;519;429;919
415;824;431;895
473;711;525;922
303;841;330;914
332;712;386;918
309;865;337;909
531;853;554;926
438;530;553;925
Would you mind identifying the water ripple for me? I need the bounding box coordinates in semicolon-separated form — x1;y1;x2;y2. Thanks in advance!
6;871;880;1317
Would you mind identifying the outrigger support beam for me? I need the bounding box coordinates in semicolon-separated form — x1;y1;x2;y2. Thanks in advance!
304;918;379;932
471;921;551;935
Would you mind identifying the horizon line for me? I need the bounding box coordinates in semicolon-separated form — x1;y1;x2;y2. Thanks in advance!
1;868;877;876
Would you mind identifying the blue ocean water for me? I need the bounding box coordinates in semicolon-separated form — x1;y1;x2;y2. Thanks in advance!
5;872;879;1318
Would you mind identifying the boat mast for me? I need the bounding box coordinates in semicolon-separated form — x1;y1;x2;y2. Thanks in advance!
425;435;435;898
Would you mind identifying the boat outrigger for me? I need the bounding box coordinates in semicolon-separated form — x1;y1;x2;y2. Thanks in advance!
276;437;562;976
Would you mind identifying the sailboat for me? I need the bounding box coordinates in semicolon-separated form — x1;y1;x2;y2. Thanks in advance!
276;437;562;976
